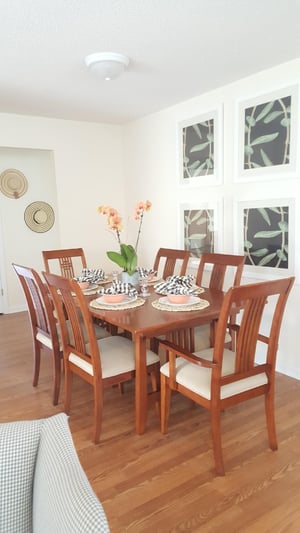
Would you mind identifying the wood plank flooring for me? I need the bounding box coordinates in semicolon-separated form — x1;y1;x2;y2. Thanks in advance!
1;311;300;532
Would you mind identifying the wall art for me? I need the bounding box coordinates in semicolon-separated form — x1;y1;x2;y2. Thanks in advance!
178;108;223;186
236;85;298;180
236;198;295;277
179;201;222;259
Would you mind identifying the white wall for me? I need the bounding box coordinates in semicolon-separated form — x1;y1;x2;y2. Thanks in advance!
123;58;300;379
0;114;125;311
0;58;299;379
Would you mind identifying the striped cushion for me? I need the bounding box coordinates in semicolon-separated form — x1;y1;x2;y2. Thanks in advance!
0;419;42;533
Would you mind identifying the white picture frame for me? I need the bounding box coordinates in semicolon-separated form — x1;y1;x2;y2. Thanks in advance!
235;85;299;182
178;107;223;187
179;201;223;266
235;197;295;279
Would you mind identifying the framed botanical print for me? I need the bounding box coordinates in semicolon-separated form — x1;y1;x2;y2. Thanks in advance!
179;201;223;259
178;108;223;186
235;198;295;277
236;85;299;180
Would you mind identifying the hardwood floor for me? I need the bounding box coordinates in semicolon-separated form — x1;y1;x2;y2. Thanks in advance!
1;311;300;532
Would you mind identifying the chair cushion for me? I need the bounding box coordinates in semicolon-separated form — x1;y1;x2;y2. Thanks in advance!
36;320;110;350
0;418;42;533
70;335;160;377
33;413;109;532
160;348;268;399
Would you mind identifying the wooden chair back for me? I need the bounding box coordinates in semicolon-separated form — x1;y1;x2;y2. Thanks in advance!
153;248;190;279
12;263;62;405
160;276;295;475
42;247;87;278
196;252;246;289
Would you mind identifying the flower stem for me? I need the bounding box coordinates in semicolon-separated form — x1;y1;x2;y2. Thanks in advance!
134;212;144;252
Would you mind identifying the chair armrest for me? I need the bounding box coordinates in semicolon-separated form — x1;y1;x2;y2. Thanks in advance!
159;339;216;368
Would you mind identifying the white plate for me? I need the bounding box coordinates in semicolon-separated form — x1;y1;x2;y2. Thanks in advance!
96;295;137;307
159;296;200;307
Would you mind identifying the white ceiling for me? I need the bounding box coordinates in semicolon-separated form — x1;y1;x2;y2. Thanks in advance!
1;0;300;125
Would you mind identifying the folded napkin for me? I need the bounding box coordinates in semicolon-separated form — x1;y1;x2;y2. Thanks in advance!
137;267;157;279
154;274;198;295
98;280;138;297
74;268;106;284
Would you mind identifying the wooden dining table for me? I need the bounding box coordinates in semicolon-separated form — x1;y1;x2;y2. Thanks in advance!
87;287;225;434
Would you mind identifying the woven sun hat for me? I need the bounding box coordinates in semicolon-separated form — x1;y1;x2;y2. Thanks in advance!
24;201;55;233
0;168;28;199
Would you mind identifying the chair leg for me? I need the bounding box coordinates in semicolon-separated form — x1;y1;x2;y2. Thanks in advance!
149;362;160;393
150;337;159;354
265;388;278;450
210;409;225;476
52;353;61;406
93;382;103;445
32;341;41;387
64;366;73;414
160;373;171;434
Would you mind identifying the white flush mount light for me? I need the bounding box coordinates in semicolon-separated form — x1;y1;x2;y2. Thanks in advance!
84;52;130;81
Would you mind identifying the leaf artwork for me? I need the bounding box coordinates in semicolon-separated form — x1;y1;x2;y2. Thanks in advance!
183;119;214;179
183;209;214;257
243;206;289;268
243;95;291;170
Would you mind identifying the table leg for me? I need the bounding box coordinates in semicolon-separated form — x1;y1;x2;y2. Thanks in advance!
135;334;147;434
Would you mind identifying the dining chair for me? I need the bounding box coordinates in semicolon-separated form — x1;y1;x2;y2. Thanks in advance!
13;264;110;406
12;263;63;405
42;247;87;278
194;253;246;350
153;248;190;280
43;271;160;443
159;276;295;475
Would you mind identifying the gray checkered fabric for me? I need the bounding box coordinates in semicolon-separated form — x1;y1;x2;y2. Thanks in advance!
0;414;109;533
33;413;109;532
0;418;42;533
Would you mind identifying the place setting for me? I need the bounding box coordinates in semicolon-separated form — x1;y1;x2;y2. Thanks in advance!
89;280;146;310
152;274;209;312
73;268;111;294
137;267;161;286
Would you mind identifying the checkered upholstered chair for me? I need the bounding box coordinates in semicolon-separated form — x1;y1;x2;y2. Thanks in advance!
0;413;110;532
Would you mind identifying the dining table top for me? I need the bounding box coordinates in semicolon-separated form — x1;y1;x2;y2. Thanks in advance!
86;286;225;338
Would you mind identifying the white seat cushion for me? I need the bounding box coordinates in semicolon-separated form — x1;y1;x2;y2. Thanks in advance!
160;348;268;400
36;320;110;351
69;335;160;377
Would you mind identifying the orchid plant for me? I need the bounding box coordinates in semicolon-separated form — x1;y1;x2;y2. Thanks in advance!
98;201;152;275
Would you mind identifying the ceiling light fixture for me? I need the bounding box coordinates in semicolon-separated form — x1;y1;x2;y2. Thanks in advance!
84;52;130;81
